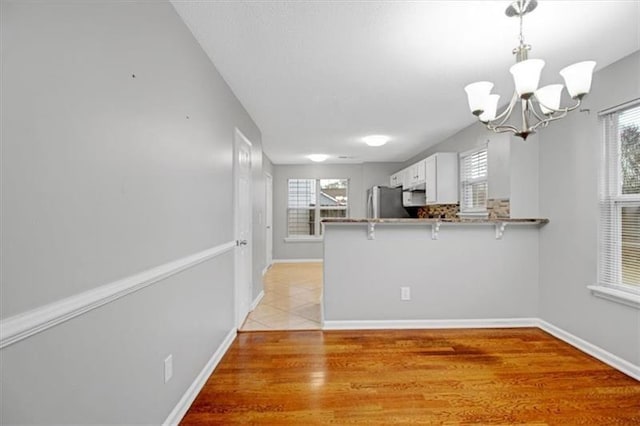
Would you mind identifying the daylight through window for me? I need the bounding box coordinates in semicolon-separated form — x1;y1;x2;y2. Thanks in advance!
599;101;640;291
287;179;348;238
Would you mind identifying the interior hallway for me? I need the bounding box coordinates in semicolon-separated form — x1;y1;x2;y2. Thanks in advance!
240;263;322;331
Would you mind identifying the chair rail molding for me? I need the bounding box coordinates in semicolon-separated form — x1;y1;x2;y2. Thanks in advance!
0;241;237;349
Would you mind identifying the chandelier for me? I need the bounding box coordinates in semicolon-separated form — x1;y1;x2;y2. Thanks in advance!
463;0;596;140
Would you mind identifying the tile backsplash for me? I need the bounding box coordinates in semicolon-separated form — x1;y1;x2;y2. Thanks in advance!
414;199;510;219
487;198;510;219
416;204;459;219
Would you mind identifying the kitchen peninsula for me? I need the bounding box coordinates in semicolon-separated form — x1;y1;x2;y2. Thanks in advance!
321;217;548;329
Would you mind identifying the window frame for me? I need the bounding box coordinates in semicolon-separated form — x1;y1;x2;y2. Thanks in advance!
459;146;489;215
590;99;640;308
286;178;349;241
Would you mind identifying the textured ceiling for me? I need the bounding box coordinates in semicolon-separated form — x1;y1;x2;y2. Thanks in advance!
171;1;640;164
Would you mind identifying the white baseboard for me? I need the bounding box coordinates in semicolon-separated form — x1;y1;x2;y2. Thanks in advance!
272;258;323;263
261;263;272;276
323;318;538;330
537;319;640;381
250;290;264;311
163;328;237;426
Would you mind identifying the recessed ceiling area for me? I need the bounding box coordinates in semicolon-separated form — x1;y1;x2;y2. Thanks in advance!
171;1;639;164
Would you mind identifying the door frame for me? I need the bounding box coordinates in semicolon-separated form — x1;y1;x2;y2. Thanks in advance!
265;172;273;268
233;128;253;329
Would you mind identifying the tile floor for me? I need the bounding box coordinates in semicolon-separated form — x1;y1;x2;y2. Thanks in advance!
240;262;322;331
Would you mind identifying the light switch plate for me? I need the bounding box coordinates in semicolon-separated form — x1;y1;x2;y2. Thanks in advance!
401;286;411;301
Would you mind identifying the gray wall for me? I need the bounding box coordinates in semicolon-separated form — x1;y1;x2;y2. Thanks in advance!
272;162;402;260
1;1;266;423
324;224;539;321
401;119;538;215
538;51;640;367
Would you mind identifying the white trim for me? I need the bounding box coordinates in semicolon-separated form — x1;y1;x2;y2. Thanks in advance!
272;258;323;264
163;328;236;426
598;97;640;116
261;264;272;276
538;320;640;381
588;285;640;309
250;290;264;311
284;237;323;243
322;318;538;330
0;241;236;349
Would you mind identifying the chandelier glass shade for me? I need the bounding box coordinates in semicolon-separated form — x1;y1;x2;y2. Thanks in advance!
464;0;596;140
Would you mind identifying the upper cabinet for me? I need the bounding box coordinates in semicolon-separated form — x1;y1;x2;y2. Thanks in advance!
424;153;459;204
405;159;426;189
391;153;459;204
389;170;404;188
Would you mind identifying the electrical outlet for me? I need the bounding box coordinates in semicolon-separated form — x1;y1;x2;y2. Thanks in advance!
401;286;411;301
164;354;173;383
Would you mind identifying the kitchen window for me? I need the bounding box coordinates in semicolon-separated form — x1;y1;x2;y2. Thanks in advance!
287;178;348;239
459;147;488;215
592;100;640;307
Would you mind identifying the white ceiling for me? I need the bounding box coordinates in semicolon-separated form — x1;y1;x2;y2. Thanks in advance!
171;1;639;165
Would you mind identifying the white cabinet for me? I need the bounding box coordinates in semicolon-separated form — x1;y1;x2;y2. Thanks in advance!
390;170;403;188
424;153;459;204
405;159;426;189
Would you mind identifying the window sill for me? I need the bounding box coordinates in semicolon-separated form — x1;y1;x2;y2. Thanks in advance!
587;285;640;309
284;237;323;243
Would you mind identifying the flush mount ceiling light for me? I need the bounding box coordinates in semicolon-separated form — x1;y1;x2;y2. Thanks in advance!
307;154;329;162
464;0;596;140
362;135;390;147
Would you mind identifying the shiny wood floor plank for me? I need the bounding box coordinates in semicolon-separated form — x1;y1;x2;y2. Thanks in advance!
181;328;640;425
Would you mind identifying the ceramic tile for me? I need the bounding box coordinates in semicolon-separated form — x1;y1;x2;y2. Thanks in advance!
240;263;322;332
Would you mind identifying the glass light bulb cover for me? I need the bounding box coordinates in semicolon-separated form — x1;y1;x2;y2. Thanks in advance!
308;154;328;162
560;61;596;98
362;135;390;146
464;81;494;115
479;94;500;122
535;84;564;114
509;59;545;98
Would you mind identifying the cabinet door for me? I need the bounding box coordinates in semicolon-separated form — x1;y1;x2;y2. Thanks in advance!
425;155;437;203
416;160;426;183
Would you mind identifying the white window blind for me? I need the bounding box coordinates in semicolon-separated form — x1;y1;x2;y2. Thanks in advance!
599;101;640;292
287;178;348;238
287;179;316;237
460;147;488;213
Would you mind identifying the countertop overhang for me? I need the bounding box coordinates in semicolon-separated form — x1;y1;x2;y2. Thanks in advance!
321;217;548;240
322;218;548;224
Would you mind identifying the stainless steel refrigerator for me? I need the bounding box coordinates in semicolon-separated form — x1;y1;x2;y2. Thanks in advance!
366;186;410;218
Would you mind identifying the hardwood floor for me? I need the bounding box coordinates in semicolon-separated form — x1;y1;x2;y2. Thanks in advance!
240;262;322;331
181;328;640;424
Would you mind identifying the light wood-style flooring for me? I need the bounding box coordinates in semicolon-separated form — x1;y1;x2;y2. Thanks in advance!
240;262;322;331
182;328;640;424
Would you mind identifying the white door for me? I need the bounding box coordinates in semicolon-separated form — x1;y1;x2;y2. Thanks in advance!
234;129;253;329
265;173;273;266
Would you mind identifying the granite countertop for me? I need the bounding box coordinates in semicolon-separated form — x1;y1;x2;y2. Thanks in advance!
322;218;549;224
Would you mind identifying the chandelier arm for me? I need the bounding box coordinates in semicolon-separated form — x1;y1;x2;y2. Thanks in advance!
534;97;581;115
529;108;570;132
489;92;519;127
528;99;548;123
487;123;520;134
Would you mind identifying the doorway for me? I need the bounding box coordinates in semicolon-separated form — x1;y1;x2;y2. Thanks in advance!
234;128;253;329
265;173;273;268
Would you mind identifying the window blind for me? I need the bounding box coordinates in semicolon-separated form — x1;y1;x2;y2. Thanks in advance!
599;102;640;290
287;178;349;237
460;148;488;212
287;179;316;236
